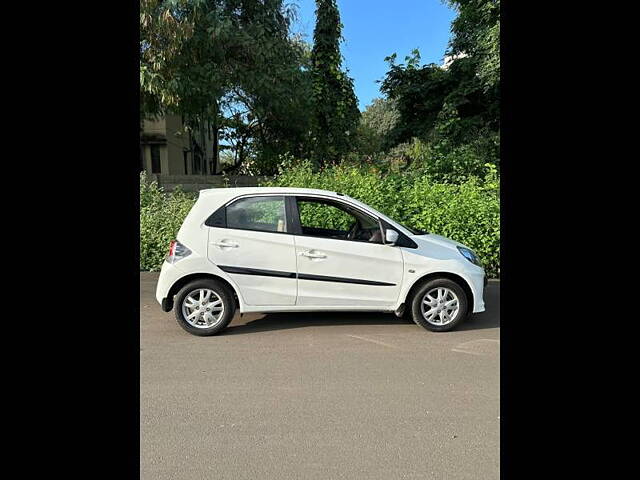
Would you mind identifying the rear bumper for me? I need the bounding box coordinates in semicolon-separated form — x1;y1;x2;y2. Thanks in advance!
155;260;184;310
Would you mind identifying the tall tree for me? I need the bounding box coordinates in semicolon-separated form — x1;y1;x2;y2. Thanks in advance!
447;0;500;94
140;0;309;174
140;0;195;116
380;0;500;174
310;0;359;166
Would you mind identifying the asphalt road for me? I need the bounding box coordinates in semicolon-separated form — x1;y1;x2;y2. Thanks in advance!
141;273;500;479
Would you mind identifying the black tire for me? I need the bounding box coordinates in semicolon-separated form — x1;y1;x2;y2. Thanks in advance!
410;278;469;332
174;279;236;336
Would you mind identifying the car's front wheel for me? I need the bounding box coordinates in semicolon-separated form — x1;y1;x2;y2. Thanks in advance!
174;279;236;336
410;278;468;332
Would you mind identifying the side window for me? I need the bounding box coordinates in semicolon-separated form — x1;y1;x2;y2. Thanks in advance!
298;202;353;231
296;198;383;243
226;196;287;233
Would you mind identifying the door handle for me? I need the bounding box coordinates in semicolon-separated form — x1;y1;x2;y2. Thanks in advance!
299;250;326;259
212;240;239;248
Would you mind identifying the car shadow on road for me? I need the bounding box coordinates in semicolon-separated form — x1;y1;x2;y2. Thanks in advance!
222;283;500;336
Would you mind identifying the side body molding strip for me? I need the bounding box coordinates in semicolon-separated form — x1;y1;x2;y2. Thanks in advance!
218;265;395;286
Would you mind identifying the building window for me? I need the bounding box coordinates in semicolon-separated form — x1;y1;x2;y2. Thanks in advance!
192;153;200;174
151;145;161;173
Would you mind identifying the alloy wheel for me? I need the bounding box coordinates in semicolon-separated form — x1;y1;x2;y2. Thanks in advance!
420;287;460;326
181;288;225;329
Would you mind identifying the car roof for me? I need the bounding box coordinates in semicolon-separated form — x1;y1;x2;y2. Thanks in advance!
198;186;346;201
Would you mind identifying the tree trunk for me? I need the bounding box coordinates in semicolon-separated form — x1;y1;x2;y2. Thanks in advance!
212;101;220;174
200;113;207;176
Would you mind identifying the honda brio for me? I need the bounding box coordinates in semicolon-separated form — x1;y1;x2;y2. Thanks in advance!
156;187;486;336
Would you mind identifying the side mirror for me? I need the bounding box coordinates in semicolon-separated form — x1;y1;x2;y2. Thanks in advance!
385;229;399;245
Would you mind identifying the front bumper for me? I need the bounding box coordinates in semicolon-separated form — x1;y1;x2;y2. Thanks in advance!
465;268;486;313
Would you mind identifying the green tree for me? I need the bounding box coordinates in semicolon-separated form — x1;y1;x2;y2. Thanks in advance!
447;0;500;93
310;0;360;166
381;50;454;147
140;0;310;174
355;97;400;157
226;34;314;174
380;0;500;180
140;0;196;116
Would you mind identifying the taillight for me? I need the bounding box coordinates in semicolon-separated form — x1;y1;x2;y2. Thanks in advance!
165;240;191;264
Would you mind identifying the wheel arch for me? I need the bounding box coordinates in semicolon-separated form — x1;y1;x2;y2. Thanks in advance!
404;272;474;310
164;272;241;312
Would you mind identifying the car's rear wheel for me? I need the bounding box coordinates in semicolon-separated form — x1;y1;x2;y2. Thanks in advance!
410;278;468;332
174;279;235;336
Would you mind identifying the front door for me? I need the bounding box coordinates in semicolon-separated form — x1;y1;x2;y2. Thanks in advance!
207;195;297;305
292;196;404;307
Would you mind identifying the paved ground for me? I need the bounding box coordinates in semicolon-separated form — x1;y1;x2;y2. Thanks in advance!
141;273;500;479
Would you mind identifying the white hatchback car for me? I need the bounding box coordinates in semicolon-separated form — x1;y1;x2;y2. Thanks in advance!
156;187;486;336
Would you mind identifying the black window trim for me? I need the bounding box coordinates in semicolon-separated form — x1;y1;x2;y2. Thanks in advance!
204;193;417;248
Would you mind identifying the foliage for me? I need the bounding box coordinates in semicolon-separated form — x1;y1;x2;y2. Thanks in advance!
380;51;453;147
447;0;500;93
404;134;499;183
140;0;196;116
140;172;196;271
355;97;400;158
262;159;500;277
377;0;500;180
140;0;311;173
141;1;500;181
310;0;360;166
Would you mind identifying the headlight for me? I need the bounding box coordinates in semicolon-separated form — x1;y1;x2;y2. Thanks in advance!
457;246;482;267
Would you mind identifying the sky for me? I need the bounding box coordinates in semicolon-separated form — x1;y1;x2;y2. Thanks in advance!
291;0;458;111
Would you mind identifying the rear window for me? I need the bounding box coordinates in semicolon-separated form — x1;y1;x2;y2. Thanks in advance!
225;196;287;233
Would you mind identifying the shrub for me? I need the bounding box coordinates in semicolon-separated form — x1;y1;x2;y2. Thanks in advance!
140;172;196;271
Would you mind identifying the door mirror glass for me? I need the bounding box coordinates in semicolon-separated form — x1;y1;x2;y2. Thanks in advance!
385;229;399;245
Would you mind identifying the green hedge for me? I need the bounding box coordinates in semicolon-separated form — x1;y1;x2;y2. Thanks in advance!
140;164;500;277
262;160;500;277
140;173;196;271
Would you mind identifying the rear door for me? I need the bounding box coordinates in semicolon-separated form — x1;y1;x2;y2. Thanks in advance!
291;196;404;307
206;195;297;305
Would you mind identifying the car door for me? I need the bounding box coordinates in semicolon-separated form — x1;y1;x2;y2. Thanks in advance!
207;195;297;306
291;196;404;307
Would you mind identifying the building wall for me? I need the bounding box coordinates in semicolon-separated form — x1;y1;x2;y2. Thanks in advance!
141;114;215;176
143;116;167;135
